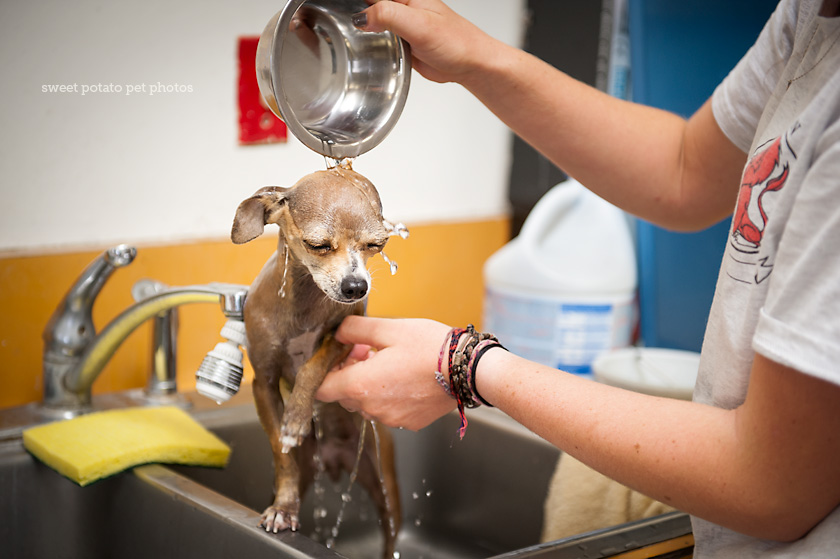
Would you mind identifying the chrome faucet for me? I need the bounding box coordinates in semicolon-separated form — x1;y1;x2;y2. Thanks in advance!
41;244;248;418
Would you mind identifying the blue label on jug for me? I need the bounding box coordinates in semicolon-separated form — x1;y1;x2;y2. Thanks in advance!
483;288;635;378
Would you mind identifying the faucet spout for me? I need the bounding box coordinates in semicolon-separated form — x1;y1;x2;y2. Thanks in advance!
61;284;247;412
41;245;248;416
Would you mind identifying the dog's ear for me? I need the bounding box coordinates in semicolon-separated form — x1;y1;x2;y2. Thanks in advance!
231;186;290;244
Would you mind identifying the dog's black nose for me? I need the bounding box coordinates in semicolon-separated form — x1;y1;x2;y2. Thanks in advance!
340;277;368;300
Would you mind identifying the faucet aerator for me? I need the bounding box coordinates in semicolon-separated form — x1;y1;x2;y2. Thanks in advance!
195;319;247;404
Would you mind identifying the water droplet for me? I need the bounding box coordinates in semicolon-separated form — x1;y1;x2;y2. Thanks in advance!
412;491;419;500
414;518;422;527
425;490;433;497
324;156;354;170
384;220;410;239
341;492;352;503
381;251;399;275
314;506;328;519
371;421;399;540
393;552;401;559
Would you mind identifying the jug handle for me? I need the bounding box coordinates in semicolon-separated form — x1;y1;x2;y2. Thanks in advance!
518;178;584;245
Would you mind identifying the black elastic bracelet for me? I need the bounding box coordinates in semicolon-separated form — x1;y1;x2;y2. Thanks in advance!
469;341;505;408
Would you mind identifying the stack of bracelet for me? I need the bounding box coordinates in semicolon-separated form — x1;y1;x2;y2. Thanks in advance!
435;324;505;439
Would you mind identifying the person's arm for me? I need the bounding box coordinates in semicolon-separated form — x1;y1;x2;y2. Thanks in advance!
478;347;840;542
317;316;840;542
358;0;747;230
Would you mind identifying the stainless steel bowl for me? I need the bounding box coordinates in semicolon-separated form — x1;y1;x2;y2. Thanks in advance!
256;0;411;159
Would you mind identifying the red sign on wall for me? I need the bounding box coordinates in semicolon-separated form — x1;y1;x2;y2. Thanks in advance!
237;36;287;145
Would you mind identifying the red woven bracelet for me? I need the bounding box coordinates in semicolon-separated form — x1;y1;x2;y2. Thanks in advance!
435;325;506;439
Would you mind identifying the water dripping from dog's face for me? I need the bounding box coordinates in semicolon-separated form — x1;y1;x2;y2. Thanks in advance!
380;220;409;275
320;159;408;278
380;251;398;275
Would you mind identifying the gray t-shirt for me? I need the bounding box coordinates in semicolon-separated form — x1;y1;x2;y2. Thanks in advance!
695;0;840;555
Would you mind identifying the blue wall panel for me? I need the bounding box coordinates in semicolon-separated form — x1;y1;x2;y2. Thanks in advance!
630;0;777;350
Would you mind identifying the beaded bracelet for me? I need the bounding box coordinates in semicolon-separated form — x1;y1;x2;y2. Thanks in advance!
467;339;501;407
434;324;505;438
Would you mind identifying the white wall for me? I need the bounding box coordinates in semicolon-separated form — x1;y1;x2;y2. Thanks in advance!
0;0;526;253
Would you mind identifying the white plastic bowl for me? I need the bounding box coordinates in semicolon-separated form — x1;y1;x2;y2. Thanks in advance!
593;347;700;400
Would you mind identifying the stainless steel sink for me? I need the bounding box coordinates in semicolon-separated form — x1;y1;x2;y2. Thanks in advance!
0;419;335;559
173;402;561;558
0;387;691;559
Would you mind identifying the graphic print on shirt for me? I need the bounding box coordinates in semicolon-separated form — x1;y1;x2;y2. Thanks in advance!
726;125;797;285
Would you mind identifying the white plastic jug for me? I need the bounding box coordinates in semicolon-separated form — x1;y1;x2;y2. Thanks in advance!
483;178;637;378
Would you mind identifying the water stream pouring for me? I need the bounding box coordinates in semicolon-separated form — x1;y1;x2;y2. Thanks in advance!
324;420;368;550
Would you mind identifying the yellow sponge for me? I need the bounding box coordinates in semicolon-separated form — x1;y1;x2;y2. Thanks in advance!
22;406;230;486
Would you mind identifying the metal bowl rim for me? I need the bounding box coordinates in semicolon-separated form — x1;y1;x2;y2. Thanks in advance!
266;0;411;159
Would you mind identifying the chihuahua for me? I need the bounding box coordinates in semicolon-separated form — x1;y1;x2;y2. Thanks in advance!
231;166;401;556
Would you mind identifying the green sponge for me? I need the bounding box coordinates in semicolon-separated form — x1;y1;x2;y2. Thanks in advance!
23;406;230;486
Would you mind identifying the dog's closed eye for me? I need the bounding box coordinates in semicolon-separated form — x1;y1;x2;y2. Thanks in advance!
304;240;333;254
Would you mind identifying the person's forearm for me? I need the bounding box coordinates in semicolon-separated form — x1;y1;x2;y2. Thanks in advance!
359;0;746;228
459;40;742;230
322;317;840;540
474;348;822;541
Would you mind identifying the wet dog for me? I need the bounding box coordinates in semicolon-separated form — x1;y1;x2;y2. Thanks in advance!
231;166;401;556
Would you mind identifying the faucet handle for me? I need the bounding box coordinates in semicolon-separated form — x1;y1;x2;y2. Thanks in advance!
42;244;136;412
105;244;137;267
43;244;137;358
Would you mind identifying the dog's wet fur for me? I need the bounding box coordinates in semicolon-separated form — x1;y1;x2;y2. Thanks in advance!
232;167;401;556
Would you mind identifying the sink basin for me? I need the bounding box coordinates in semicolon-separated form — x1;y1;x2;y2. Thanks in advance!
0;427;336;559
173;404;561;558
0;387;691;559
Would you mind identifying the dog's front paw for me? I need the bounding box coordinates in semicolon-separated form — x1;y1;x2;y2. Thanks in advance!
261;504;300;533
280;410;312;453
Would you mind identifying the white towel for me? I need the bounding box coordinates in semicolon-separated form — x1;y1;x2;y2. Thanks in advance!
541;453;675;542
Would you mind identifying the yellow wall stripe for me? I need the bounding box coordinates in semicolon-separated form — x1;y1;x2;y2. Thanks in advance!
0;218;509;410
